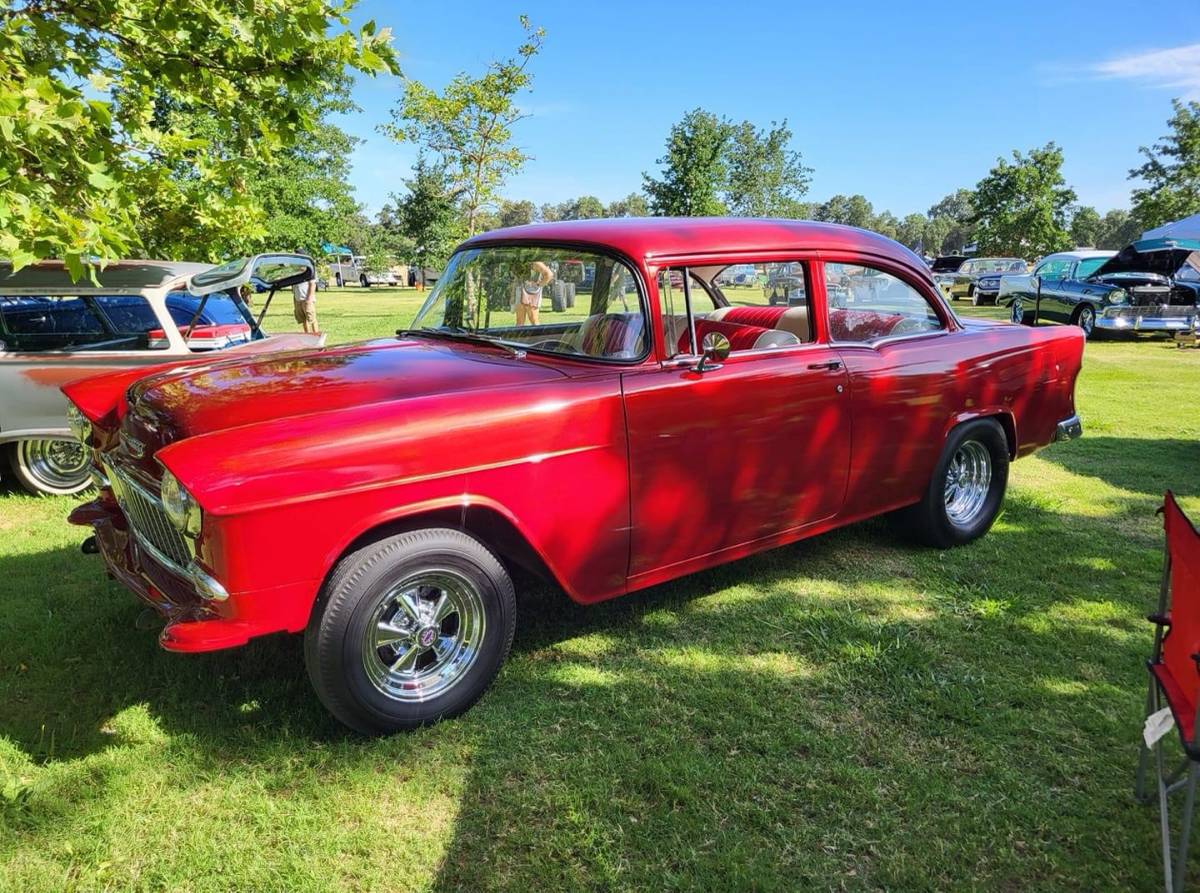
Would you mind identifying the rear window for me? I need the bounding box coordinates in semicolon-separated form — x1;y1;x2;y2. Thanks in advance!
166;291;251;326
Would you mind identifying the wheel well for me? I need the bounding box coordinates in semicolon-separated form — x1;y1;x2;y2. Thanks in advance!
333;505;561;591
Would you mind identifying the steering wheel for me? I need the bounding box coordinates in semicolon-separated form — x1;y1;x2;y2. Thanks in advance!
528;338;579;354
890;317;927;336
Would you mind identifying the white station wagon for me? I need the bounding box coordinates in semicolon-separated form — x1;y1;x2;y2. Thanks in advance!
0;254;321;496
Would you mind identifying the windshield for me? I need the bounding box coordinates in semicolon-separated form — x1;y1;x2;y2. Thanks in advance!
967;259;1019;274
1075;258;1110;279
410;245;647;361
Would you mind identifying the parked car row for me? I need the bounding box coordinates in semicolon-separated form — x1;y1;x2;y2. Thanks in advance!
931;256;1028;305
56;218;1086;733
926;239;1200;340
1000;240;1200;339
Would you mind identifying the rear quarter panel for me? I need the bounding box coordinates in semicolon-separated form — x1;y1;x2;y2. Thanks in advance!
835;319;1083;519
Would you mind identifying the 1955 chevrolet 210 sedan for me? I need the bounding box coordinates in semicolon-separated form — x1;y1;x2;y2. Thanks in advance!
64;218;1085;733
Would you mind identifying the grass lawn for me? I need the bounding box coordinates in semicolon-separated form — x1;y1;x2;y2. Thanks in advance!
2;286;1199;890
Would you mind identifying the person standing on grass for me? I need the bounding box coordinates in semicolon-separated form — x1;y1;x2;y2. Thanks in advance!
516;260;553;325
293;275;319;334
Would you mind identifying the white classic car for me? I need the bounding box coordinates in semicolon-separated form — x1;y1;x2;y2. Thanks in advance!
0;254;322;495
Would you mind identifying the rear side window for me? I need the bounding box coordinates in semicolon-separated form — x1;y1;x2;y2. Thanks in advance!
824;263;943;343
0;294;166;351
94;295;163;336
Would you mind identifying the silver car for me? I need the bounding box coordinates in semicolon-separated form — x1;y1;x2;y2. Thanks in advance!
0;255;323;495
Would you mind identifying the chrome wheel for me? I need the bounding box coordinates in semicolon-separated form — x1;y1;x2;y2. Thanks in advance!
362;569;486;703
1076;305;1095;336
944;440;992;526
12;438;90;495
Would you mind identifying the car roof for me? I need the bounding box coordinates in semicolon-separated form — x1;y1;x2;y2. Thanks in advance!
1040;250;1116;262
465;217;929;272
0;259;213;291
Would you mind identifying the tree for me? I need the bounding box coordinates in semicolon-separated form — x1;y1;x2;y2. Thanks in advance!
540;195;605;221
971;143;1076;258
813;194;876;229
1097;208;1141;250
607;193;649;217
384;16;545;237
724;120;811;217
0;0;397;276
927;189;975;254
896;213;929;251
395;155;463;271
1130;100;1200;230
136;75;365;261
497;199;536;228
1069;206;1103;248
643;109;733;216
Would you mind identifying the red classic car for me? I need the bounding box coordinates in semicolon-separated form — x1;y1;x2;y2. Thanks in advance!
64;219;1085;733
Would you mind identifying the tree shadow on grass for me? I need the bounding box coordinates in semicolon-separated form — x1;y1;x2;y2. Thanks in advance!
1038;436;1200;500
0;490;1176;889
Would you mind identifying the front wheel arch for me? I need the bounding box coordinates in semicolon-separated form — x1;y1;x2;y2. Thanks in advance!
318;502;569;616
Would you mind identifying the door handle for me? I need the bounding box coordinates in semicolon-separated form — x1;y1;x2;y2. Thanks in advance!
807;360;842;371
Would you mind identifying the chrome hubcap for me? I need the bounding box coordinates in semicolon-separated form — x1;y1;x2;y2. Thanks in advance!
1078;307;1094;334
18;438;90;491
944;440;992;526
362;569;485;702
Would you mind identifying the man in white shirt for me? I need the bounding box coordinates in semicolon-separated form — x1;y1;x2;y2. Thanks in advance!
292;277;318;334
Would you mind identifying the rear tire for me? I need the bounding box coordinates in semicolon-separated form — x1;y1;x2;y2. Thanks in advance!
7;438;91;496
360;274;370;288
335;273;343;288
908;419;1009;548
1011;297;1034;325
305;528;516;734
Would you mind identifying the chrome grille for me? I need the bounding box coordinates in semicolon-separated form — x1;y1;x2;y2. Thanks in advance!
107;463;191;570
1107;306;1197;320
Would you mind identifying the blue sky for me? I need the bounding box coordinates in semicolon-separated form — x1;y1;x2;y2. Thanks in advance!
333;0;1200;219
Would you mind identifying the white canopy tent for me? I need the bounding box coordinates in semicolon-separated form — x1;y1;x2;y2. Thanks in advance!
1142;213;1200;241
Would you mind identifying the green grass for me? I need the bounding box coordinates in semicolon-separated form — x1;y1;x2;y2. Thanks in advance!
2;288;1199;890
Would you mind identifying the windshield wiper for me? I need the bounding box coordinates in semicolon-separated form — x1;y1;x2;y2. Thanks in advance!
396;326;525;357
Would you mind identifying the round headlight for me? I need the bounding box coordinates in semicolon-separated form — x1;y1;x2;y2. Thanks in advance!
66;403;91;444
161;470;201;537
1107;288;1128;305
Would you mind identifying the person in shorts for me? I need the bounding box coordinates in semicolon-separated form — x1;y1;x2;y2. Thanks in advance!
516;261;554;326
293;276;318;334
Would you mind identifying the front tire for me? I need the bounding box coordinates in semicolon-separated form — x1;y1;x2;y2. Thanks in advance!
909;419;1009;548
7;438;91;496
305;528;516;734
1072;303;1097;339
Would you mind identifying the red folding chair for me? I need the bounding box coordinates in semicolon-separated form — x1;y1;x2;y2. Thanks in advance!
1137;491;1200;892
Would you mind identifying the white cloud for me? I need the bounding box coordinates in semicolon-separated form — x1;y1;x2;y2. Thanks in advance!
1092;43;1200;99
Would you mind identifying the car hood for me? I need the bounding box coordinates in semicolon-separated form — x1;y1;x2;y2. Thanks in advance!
1093;240;1200;279
122;337;568;446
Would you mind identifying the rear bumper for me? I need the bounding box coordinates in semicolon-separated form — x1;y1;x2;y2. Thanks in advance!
1055;414;1083;442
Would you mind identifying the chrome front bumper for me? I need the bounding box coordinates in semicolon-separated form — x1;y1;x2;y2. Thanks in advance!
1097;309;1198;332
1055;414;1083;442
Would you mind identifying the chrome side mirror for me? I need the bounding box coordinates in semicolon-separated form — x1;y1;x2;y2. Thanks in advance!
695;330;730;372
